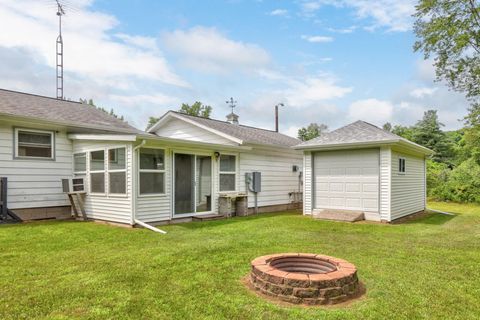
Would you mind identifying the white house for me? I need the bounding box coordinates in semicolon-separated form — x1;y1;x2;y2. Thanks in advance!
0;89;303;225
294;121;433;222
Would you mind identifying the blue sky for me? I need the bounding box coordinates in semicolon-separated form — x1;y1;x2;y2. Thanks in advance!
0;0;470;135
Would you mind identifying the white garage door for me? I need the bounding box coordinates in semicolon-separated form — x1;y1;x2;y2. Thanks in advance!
314;149;379;212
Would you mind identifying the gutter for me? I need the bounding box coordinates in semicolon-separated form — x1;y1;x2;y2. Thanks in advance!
131;140;167;234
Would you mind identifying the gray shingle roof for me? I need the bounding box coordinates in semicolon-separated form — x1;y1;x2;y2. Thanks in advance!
170;111;300;147
0;89;141;134
296;120;414;148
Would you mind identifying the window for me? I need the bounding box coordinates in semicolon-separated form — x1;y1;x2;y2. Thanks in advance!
15;128;54;159
399;157;406;173
219;154;236;191
73;153;87;192
139;148;165;195
90;150;105;193
108;148;126;194
74;153;86;174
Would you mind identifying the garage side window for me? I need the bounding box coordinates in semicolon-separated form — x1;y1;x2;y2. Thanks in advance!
219;155;236;191
108;147;127;195
90;150;105;194
15;128;54;159
139;148;165;195
398;158;406;174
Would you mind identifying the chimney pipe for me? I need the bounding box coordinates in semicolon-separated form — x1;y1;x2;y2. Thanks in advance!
275;103;284;132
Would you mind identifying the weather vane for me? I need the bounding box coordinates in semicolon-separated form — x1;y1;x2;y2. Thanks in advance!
226;97;237;114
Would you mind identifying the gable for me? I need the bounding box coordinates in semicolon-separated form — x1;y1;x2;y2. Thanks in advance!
153;117;238;146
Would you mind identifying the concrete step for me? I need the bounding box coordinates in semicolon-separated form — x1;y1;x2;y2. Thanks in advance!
312;209;365;222
192;214;226;222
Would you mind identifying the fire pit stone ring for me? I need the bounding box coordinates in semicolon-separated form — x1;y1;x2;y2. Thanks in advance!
250;253;361;305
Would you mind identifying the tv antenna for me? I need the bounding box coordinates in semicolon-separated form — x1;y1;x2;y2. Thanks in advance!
55;0;65;99
225;97;237;114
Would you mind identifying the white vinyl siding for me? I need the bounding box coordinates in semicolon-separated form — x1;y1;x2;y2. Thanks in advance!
379;146;391;221
390;150;426;220
154;117;237;146
303;151;312;215
0;121;71;209
239;146;303;208
73;140;133;224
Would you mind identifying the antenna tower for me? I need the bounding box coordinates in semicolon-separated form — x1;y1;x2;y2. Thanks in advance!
55;0;65;99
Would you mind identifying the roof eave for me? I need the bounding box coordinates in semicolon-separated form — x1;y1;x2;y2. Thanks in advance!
294;139;434;155
0;112;140;135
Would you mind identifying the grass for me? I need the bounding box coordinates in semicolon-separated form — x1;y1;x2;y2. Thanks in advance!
1;202;480;320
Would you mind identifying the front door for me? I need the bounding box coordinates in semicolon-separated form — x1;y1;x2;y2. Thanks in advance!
174;153;212;216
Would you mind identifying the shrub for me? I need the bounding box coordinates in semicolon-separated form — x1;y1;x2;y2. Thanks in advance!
431;158;480;203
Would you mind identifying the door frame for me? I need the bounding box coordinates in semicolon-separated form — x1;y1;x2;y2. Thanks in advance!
172;150;214;218
312;148;380;212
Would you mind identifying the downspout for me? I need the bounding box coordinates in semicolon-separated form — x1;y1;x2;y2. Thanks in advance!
132;140;167;234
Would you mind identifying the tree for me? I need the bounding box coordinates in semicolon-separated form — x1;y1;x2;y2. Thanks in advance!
463;102;480;163
414;0;480;99
179;101;212;118
412;110;454;163
146;116;160;130
391;125;415;141
145;101;213;130
382;122;392;132
298;123;328;141
79;98;124;121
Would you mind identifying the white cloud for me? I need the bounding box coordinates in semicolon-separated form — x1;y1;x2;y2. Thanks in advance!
162;26;270;74
300;0;415;32
301;35;334;43
347;98;394;125
284;76;352;107
410;87;438;98
269;9;288;17
0;0;187;89
109;93;179;107
327;26;357;34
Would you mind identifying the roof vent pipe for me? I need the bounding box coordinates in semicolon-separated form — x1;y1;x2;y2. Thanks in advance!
275;103;284;132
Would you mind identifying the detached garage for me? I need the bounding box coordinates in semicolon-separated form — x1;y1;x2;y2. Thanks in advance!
295;121;433;222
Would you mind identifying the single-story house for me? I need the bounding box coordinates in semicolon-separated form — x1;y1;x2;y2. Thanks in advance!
0;89;303;225
294;121;433;222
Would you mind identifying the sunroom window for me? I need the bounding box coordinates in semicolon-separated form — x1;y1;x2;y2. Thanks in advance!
108;148;126;194
139;148;165;195
15;129;54;159
90;150;105;193
219;155;236;191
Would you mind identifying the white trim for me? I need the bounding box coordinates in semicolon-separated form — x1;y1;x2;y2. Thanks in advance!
73;152;87;175
14;127;55;160
68;134;137;141
107;147;127;196
295;139;433;155
172;151;215;217
147;111;244;145
137;147;167;197
88;148;106;195
218;153;238;192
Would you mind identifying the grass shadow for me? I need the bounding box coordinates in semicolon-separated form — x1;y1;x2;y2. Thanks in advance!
173;211;302;230
401;211;456;225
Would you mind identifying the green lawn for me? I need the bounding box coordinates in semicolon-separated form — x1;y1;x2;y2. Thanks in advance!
1;202;480;320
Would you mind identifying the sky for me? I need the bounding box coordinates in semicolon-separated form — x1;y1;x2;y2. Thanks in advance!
0;0;471;136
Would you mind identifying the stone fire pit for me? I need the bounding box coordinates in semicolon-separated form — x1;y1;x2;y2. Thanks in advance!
249;253;361;305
